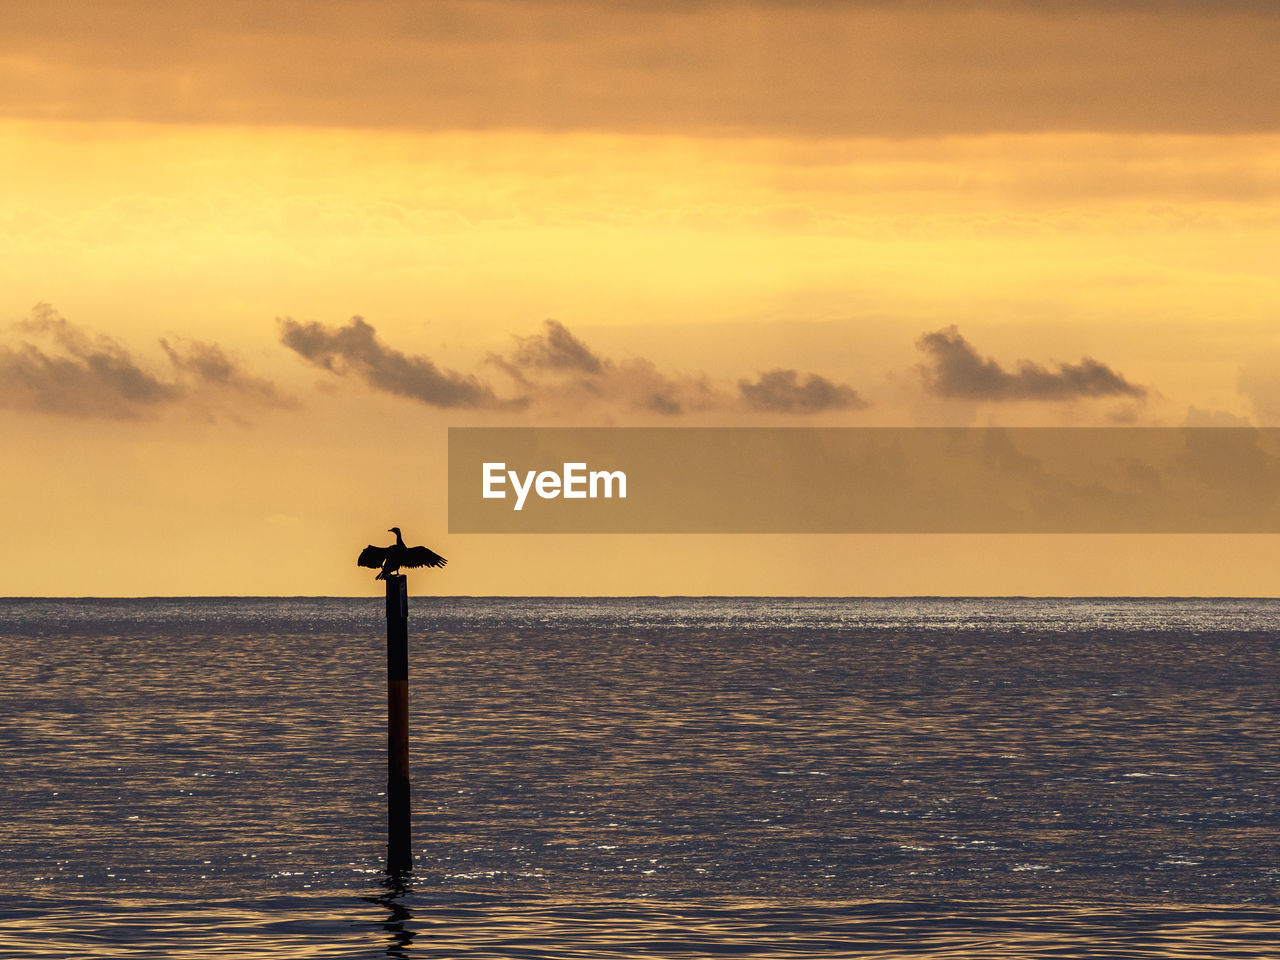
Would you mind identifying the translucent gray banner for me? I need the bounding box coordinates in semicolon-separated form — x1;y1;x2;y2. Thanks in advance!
448;427;1280;533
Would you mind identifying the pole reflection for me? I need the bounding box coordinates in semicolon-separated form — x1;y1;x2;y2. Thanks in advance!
363;868;415;958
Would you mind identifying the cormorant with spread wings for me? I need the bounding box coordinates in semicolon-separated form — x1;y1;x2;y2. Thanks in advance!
357;527;447;580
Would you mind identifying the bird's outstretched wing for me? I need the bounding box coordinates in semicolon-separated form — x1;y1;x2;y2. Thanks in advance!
403;546;447;569
357;545;388;569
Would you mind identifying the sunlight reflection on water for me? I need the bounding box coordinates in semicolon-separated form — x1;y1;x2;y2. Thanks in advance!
3;893;1280;959
1;597;1278;956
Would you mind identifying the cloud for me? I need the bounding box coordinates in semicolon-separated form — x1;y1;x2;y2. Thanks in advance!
279;315;868;418
509;319;603;376
916;326;1147;402
159;338;287;408
491;320;722;416
3;2;1279;136
279;315;517;409
0;305;287;419
493;319;869;416
739;369;869;413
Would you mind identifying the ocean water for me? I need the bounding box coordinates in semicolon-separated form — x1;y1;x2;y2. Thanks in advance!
1;596;1278;957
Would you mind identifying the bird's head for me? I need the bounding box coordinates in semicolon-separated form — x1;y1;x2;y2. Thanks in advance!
388;527;401;535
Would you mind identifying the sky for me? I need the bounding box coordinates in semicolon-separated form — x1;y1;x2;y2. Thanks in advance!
3;0;1280;596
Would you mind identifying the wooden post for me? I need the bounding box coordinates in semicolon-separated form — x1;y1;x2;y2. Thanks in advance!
386;574;411;873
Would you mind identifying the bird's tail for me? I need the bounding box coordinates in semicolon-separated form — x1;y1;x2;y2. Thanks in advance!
375;570;388;581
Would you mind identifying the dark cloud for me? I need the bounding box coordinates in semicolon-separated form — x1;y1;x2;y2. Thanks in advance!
916;326;1147;402
487;319;873;417
740;368;869;413
0;305;286;419
491;320;721;416
279;315;867;418
279;315;515;409
510;319;603;375
3;1;1278;136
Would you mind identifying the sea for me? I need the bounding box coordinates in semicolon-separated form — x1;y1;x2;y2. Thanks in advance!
0;596;1278;958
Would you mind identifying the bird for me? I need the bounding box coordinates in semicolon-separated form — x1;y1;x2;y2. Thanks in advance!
357;527;447;580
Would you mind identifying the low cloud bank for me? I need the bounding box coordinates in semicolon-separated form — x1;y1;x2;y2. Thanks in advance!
917;326;1146;402
490;319;723;416
0;304;287;419
279;316;516;409
284;315;868;417
739;368;869;413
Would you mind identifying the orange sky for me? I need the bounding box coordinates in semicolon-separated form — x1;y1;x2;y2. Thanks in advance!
3;0;1280;596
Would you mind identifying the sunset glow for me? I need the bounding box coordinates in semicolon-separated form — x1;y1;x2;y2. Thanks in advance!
4;1;1280;595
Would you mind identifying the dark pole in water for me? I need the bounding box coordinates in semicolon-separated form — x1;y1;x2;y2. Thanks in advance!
386;574;411;873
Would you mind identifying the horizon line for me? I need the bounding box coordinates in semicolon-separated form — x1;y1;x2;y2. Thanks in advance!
2;594;1278;602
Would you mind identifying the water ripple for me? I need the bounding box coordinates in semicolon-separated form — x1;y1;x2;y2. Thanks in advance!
1;598;1278;956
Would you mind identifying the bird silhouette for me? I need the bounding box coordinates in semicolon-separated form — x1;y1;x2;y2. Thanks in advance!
357;527;447;580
